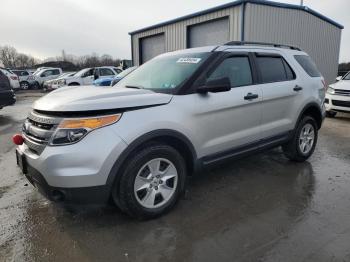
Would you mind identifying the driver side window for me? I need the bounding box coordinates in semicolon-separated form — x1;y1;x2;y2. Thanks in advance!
207;56;253;88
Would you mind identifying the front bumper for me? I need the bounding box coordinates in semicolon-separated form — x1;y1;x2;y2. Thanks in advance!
16;125;128;203
20;158;111;204
325;93;350;113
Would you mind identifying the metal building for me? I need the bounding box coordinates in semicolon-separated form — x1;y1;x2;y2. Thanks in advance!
129;0;343;84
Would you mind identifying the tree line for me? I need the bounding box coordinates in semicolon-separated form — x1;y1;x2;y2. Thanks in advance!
0;45;121;70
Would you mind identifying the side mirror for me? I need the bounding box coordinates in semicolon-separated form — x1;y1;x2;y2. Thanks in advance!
336;76;342;82
197;77;231;93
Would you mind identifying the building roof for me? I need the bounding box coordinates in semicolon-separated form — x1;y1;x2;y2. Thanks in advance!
129;0;344;35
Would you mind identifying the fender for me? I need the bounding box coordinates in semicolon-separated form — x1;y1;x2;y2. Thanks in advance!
295;101;324;130
105;129;198;187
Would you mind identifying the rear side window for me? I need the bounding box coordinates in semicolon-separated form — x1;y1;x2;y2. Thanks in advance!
256;56;295;83
100;68;114;76
208;56;253;87
294;55;321;77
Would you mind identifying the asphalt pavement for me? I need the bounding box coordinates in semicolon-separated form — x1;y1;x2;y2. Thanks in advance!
0;92;350;262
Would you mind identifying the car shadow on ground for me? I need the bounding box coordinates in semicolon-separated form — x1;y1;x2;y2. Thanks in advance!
20;149;316;261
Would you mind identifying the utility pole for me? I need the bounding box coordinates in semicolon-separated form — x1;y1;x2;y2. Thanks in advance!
300;0;304;6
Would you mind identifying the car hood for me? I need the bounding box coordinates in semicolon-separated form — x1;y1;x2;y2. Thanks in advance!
330;80;350;90
33;86;173;112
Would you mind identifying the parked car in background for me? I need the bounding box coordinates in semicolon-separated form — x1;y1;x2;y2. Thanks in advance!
61;66;122;87
33;68;62;87
93;66;137;87
32;67;52;75
42;72;76;92
15;43;326;219
325;71;350;117
0;69;16;109
110;66;137;86
0;68;20;90
11;69;36;89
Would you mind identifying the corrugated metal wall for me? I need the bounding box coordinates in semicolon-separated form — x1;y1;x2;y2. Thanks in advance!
244;3;342;84
131;6;242;65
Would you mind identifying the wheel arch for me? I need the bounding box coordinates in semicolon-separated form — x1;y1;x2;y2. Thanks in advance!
106;129;198;188
68;82;80;86
296;102;324;130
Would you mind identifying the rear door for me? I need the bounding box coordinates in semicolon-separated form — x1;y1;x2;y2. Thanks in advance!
255;52;301;139
0;70;13;106
0;70;11;90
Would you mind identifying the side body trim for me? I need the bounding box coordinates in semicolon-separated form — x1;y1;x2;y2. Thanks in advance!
201;131;291;166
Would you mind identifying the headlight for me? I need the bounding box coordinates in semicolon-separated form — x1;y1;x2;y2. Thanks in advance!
327;87;335;94
50;114;122;145
58;79;66;86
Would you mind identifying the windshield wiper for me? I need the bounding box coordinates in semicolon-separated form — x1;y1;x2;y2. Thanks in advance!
125;85;143;89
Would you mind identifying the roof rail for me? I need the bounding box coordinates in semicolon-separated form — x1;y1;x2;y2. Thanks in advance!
224;41;302;51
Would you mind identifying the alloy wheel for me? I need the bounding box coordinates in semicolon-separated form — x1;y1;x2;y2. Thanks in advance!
134;158;178;209
298;123;315;154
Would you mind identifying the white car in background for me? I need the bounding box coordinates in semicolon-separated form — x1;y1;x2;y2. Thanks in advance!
11;69;36;89
325;71;350;117
0;68;20;90
33;68;62;87
43;72;76;92
59;66;122;87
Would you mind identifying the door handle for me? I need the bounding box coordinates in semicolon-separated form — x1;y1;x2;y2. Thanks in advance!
244;93;259;100
293;85;303;91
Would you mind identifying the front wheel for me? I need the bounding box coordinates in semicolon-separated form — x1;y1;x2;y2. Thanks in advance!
113;144;186;219
282;116;318;162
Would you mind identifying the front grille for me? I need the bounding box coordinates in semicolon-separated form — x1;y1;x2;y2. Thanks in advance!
334;89;350;96
332;100;350;108
22;111;62;154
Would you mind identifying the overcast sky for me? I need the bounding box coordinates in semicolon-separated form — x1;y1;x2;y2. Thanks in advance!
0;0;349;62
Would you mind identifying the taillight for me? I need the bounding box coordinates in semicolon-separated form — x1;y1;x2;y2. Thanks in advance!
10;76;18;80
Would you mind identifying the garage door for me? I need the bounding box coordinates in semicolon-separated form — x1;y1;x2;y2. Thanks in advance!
140;34;165;64
188;18;229;48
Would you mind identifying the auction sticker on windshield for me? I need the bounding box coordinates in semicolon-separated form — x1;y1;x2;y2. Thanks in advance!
177;58;202;64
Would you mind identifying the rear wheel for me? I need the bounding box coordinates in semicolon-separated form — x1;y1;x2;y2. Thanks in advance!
282;116;318;162
326;111;337;118
113;143;186;219
20;81;29;90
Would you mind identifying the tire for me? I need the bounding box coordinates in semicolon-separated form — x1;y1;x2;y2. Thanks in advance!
113;143;186;219
68;82;80;86
326;111;337;118
20;81;29;90
282;116;318;162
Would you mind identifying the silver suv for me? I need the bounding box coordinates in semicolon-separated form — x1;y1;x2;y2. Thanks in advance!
15;42;326;219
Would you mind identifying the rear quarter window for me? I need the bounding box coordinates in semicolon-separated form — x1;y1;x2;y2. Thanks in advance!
294;55;321;77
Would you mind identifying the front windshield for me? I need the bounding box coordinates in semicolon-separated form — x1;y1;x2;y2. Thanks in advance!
75;68;91;77
343;72;350;80
116;66;137;78
33;69;44;75
115;52;210;92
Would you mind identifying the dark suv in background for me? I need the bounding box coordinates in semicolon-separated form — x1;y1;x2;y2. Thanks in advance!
0;69;16;109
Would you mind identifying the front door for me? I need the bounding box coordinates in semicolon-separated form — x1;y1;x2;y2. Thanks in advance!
179;53;262;159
